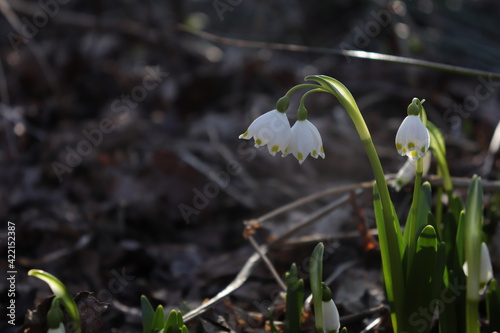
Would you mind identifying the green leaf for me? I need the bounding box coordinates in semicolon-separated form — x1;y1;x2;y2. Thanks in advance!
268;308;279;333
427;121;452;192
309;243;324;333
487;279;500;331
164;310;180;333
28;269;81;333
463;175;483;333
405;225;439;333
404;182;432;256
152;305;165;332
373;186;401;329
285;263;304;333
141;295;155;333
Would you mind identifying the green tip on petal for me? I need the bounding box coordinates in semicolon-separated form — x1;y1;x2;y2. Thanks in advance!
255;138;262;146
408;142;415;149
271;145;279;153
321;146;325;154
239;130;248;138
297;152;304;161
410;150;418;158
396;143;402;150
312;150;318;157
421;146;426;153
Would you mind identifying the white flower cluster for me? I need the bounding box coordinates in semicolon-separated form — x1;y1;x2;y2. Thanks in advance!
239;109;325;164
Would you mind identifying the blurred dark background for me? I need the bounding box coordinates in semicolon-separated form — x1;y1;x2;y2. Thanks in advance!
1;0;500;332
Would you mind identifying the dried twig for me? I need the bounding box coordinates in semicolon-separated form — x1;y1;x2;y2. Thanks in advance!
178;25;500;80
0;0;60;95
183;185;365;322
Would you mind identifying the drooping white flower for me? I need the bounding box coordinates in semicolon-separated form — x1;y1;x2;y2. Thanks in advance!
322;299;340;333
239;109;291;156
463;242;494;294
395;115;430;160
391;152;431;191
285;119;325;164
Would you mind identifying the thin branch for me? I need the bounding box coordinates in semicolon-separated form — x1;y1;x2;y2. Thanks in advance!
247;234;286;291
183;188;360;322
0;0;60;95
178;25;500;80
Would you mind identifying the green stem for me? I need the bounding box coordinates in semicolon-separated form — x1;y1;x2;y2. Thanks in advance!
299;88;326;107
407;157;424;272
28;269;81;333
435;185;444;240
304;75;406;332
285;84;325;97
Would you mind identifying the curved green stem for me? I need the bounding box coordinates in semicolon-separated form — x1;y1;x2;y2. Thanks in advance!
28;269;81;333
304;75;406;332
285;84;325;97
299;88;326;107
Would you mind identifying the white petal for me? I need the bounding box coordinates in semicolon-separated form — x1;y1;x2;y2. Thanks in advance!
480;243;494;286
48;323;65;333
391;152;431;191
304;120;325;158
322;300;340;333
462;243;494;294
395;115;430;160
239;110;291;153
289;120;325;163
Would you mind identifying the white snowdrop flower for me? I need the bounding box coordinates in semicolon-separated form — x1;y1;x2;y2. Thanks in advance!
322;299;340;333
239;109;291;156
391;152;431;191
285;119;325;164
48;323;65;333
463;242;494;294
395;115;430;161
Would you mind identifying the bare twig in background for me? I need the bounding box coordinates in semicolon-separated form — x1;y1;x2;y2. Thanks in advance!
7;1;500;81
0;0;60;95
178;25;500;81
247;233;286;291
183;185;364;322
0;57;17;158
426;175;500;191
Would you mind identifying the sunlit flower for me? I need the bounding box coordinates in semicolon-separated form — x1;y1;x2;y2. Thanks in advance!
239;109;291;156
391;152;431;191
395;115;430;160
285;119;325;164
322;299;340;333
463;242;494;294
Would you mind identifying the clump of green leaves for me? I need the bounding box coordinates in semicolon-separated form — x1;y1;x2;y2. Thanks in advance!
140;295;188;333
